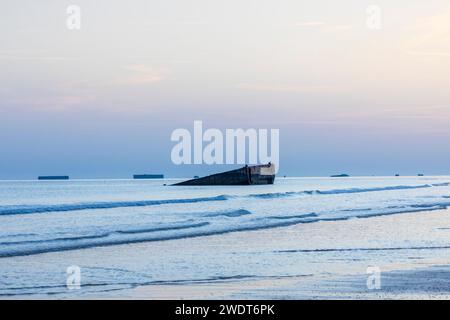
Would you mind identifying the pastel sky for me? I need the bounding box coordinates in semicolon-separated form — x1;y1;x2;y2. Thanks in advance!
1;0;450;178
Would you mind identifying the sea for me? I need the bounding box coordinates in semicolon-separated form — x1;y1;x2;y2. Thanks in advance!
1;176;450;298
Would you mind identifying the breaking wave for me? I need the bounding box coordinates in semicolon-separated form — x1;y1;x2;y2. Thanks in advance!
0;182;448;217
0;215;315;258
0;195;229;216
248;183;447;199
2;200;450;258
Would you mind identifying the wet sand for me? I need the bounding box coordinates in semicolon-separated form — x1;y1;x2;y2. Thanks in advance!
85;208;450;299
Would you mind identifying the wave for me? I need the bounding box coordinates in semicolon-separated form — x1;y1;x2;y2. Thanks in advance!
1;219;320;258
1;182;448;217
248;183;443;199
1;210;341;257
316;184;433;194
269;213;318;220
276;245;450;254
248;192;300;199
0;222;210;246
3;200;450;258
0;195;229;216
203;209;252;217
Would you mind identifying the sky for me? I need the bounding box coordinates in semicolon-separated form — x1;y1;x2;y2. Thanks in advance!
1;0;450;178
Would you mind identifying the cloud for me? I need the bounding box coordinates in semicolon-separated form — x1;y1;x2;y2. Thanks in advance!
134;21;209;27
406;51;450;57
405;7;450;56
0;51;74;61
120;64;165;85
6;95;85;112
237;83;343;94
326;25;353;32
294;21;325;27
294;21;353;32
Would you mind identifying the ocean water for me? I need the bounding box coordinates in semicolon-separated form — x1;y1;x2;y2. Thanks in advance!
1;176;450;298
